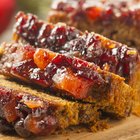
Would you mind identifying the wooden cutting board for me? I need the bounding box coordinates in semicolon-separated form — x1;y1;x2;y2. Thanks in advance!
1;115;140;140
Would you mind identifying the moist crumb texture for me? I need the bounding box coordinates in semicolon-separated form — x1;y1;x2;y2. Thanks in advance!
0;75;102;137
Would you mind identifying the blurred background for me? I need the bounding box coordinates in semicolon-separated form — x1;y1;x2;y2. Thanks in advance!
0;0;51;43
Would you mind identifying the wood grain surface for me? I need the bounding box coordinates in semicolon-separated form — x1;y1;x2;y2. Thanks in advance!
0;115;140;140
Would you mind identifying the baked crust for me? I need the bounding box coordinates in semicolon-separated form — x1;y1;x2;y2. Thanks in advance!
0;75;100;137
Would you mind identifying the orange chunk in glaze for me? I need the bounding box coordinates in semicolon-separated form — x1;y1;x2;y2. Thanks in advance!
86;7;102;20
53;69;93;99
34;49;56;70
23;100;44;109
23;45;35;60
3;99;18;122
24;115;58;135
24;116;42;134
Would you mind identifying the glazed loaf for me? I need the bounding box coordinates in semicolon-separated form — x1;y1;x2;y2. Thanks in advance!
0;75;101;137
0;43;135;118
49;0;140;50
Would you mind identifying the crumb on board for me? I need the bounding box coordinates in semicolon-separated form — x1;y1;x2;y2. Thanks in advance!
90;120;109;132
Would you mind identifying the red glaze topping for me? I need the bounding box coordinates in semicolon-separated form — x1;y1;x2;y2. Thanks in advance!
62;32;139;80
14;12;81;51
52;0;140;27
0;43;108;99
14;12;140;81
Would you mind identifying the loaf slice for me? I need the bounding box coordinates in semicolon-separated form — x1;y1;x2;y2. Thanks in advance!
0;75;102;137
0;43;135;118
13;12;140;84
13;12;140;108
49;0;140;50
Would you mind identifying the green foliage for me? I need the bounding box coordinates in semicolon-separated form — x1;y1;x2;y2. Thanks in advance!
17;0;51;19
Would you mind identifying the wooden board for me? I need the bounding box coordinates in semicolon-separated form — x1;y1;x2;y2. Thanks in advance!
1;115;140;140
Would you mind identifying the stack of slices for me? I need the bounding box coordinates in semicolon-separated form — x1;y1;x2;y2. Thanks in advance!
49;0;140;114
0;11;139;137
